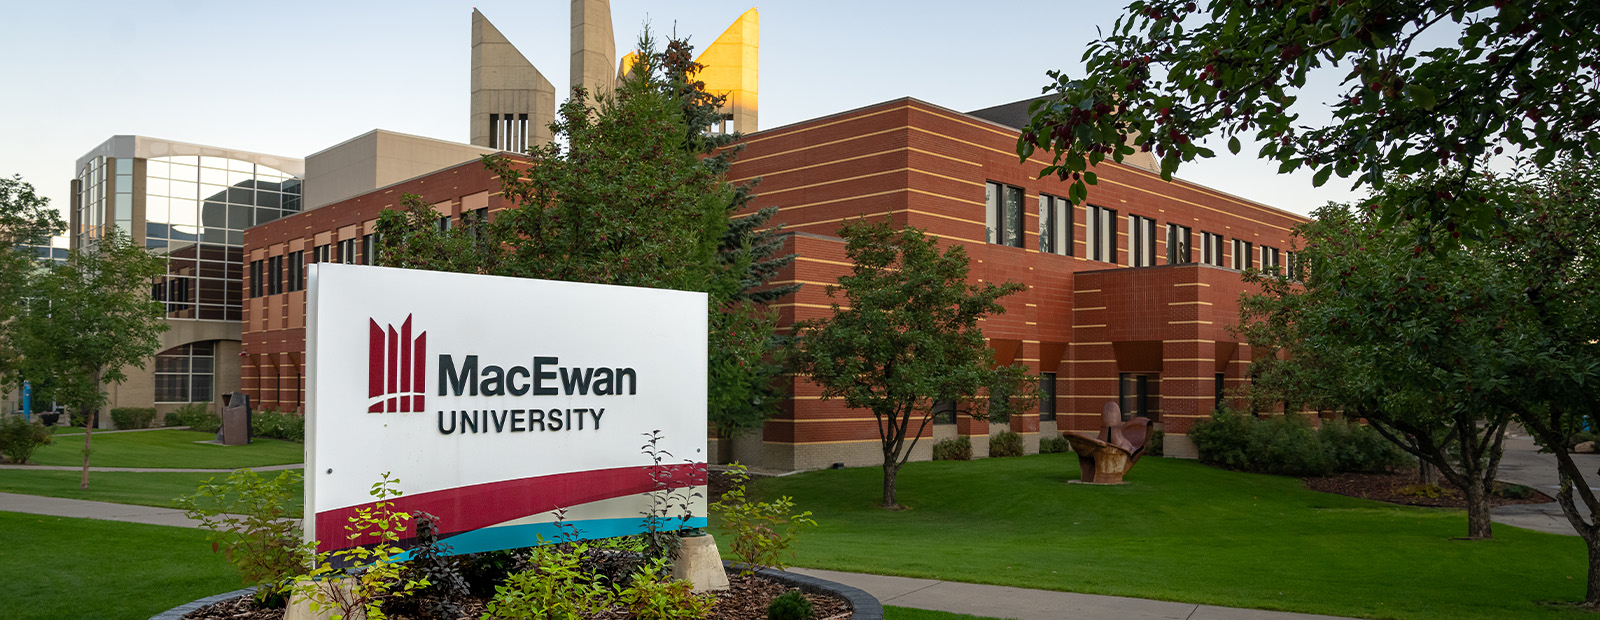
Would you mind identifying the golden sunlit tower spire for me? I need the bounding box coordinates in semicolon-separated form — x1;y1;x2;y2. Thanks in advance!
694;8;759;133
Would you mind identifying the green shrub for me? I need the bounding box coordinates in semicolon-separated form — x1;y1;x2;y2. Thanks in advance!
251;410;305;442
613;557;716;620
1038;436;1072;454
171;403;220;433
1148;428;1164;457
1193;410;1410;477
0;416;52;464
1496;482;1535;500
932;436;972;461
1318;418;1409;473
712;463;817;575
459;549;520;599
1398;483;1456;499
989;431;1024;457
768;589;814;620
486;542;609;620
177;469;310;606
109;407;157;430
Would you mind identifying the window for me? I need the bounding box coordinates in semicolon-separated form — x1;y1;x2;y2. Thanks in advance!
437;215;453;231
1215;372;1227;407
338;239;356;264
1129;215;1156;267
1286;251;1303;280
287;251;304;292
1085;205;1117;262
932;399;956;425
466;207;490;241
267;255;283;295
362;233;377;266
1039;373;1057;422
154;342;215;403
1232;239;1253;270
985;182;1024;248
1201;232;1225;266
1119;373;1154;421
1260;245;1280;273
1167;224;1192;264
1038;194;1071;255
249;260;263;298
312;244;330;264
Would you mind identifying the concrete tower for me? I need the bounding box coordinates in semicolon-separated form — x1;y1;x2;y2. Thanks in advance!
570;0;616;99
470;9;555;151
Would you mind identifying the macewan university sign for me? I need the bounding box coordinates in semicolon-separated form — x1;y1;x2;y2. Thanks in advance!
306;264;708;555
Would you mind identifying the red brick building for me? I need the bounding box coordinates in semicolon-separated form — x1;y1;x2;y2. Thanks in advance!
241;97;1307;469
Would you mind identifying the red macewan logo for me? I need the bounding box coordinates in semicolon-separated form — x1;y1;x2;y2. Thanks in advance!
369;314;426;413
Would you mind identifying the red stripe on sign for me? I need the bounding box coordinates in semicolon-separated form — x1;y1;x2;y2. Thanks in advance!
313;464;706;552
412;332;427;412
386;326;398;412
368;320;384;413
399;316;412;412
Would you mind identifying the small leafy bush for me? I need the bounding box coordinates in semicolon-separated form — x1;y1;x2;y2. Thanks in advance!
1247;414;1333;477
294;473;429;620
0;416;52;464
712;463;817;575
387;512;471;620
110;407;157;430
1193;410;1410;477
1398;483;1457;499
1496;482;1535;500
932;436;972;461
989;431;1024;457
1318;418;1409;473
178;469;310;606
768;589;814;620
486;541;609;620
613;557;716;620
1190;409;1258;470
1038;436;1072;454
1148;428;1164;457
171;402;221;433
251;409;305;442
459;549;521;599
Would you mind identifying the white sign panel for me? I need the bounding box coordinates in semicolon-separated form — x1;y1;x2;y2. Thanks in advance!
306;264;707;555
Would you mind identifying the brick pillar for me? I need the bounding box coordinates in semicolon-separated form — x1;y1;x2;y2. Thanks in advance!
1161;339;1216;458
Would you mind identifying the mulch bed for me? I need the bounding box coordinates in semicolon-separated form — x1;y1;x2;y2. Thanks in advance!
182;571;850;620
1304;469;1554;508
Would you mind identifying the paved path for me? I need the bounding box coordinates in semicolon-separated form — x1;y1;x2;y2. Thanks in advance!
0;462;302;473
0;492;208;528
1490;433;1600;536
790;568;1353;620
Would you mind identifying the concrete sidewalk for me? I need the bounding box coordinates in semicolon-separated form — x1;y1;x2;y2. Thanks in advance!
790;568;1352;620
1491;434;1600;536
0;492;206;528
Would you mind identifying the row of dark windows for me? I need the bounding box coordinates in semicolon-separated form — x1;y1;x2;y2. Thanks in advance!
985;180;1291;272
249;234;378;298
927;371;1236;426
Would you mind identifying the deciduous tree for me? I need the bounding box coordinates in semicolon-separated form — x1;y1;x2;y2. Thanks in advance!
16;228;166;488
790;220;1031;509
1020;0;1599;242
0;175;65;388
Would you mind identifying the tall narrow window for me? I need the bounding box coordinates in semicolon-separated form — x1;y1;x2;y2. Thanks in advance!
1085;205;1117;262
1215;372;1227;407
1040;373;1057;421
1039;194;1072;255
267;255;283;295
1129;215;1156;267
436;215;452;231
932;399;957;425
1167;224;1192;264
985;182;1025;248
1201;232;1225;266
287;251;304;292
466;207;490;241
312;244;330;264
361;233;377;266
249;260;263;298
1232;239;1253;270
1260;246;1280;273
338;239;356;264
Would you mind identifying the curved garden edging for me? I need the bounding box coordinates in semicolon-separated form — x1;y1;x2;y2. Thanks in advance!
728;562;884;620
149;586;257;620
149;567;883;620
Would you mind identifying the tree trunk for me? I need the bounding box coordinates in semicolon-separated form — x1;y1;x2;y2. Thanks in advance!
880;460;901;510
1419;461;1439;485
1461;479;1493;539
1584;535;1600;607
79;409;93;489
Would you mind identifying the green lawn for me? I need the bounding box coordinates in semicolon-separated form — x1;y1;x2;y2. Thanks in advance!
0;511;240;620
884;607;1004;620
27;429;302;468
742;453;1592;620
0;469;303;511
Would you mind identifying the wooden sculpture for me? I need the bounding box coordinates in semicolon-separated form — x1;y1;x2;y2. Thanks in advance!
1062;401;1152;484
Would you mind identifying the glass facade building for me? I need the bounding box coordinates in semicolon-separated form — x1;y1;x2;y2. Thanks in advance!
72;136;304;408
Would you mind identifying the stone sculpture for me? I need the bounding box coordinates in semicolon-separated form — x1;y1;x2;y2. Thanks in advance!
220;391;251;446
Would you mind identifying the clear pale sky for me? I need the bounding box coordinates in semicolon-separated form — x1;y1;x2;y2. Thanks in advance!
0;0;1364;224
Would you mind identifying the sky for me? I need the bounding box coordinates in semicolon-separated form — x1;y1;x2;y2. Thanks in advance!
0;0;1368;228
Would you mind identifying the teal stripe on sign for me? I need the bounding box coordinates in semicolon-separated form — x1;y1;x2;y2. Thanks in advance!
417;517;710;557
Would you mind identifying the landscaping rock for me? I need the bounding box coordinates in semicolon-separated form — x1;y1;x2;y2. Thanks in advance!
1576;441;1597;454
